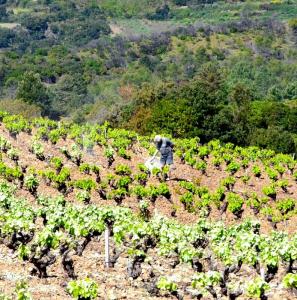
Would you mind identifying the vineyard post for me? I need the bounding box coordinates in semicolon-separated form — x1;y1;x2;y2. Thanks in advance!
105;225;110;268
260;267;265;280
104;127;107;139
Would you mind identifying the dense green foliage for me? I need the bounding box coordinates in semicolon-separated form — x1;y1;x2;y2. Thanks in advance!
123;67;297;153
0;0;297;152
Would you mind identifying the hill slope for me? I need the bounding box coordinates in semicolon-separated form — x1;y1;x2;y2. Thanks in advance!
0;112;295;299
0;0;297;124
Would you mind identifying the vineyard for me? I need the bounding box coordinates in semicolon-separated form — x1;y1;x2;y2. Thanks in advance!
0;112;296;299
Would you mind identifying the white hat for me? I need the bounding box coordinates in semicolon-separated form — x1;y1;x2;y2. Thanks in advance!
154;135;162;143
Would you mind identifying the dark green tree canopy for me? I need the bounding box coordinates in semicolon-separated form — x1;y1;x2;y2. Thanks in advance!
17;71;50;116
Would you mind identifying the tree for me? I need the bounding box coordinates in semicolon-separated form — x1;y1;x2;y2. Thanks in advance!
210;106;236;143
0;58;5;86
123;106;152;135
181;64;227;140
0;4;8;21
289;18;297;41
258;101;288;128
267;85;284;101
149;4;170;20
147;98;195;137
173;0;187;5
0;28;15;48
284;82;297;100
0;99;41;119
227;83;253;145
49;73;93;119
17;72;50;116
249;127;296;154
20;14;49;40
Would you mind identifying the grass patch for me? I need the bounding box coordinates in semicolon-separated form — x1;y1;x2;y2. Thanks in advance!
0;23;20;29
12;7;32;15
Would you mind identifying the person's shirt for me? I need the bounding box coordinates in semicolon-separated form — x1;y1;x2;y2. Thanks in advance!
156;137;174;150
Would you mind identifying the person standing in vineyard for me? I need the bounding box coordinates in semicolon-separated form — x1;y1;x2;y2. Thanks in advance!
151;135;175;180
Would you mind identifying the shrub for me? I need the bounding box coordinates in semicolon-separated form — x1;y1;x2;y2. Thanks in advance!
152;167;161;177
0;136;11;152
192;271;222;295
227;193;244;216
115;164;132;176
246;277;270;299
274;164;286;177
79;163;91;175
7;148;19;162
50;157;63;170
133;185;148;199
107;188;126;204
157;277;178;293
24;174;39;195
4;166;23;182
241;175;250;184
147;185;160;202
212;157;222;168
211;187;225;207
266;168;278;181
117;176;132;190
91;165;100;175
158;183;171;199
134;172;148;186
241;159;249;169
31;141;45;160
104;148;114;167
282;273;297;289
118;148;131;159
138;163;149;173
276;198;295;214
48;129;61;144
14;280;32;300
226;161;240;175
75;179;96;191
67;278;98;300
195;160;207;174
247;194;261;213
262;185;276;199
289;18;297;30
223;153;233;165
252;165;261;178
180;192;194;211
139;200;150;219
198;146;210;160
277;179;289;192
179;180;198;194
54;167;71;185
221;176;236;190
76;190;91;203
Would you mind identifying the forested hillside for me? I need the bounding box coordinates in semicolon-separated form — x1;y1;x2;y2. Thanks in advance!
0;0;297;152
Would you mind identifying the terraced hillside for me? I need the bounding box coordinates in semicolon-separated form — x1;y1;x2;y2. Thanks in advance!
0;112;296;299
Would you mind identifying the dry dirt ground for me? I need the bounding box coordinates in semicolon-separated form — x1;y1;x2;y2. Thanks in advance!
0;125;296;299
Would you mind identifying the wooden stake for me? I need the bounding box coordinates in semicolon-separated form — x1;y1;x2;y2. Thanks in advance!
105;226;110;268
